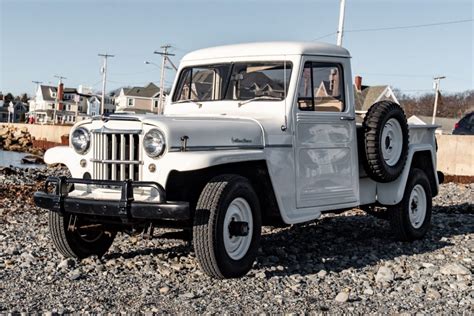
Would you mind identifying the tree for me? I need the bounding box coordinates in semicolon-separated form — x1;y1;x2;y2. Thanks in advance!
20;93;29;103
4;93;14;105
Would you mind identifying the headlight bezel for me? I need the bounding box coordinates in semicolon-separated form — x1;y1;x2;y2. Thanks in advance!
143;128;166;158
71;127;91;154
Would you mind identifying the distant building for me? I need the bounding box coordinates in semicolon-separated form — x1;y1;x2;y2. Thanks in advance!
353;76;399;111
0;101;28;123
29;84;116;124
115;82;162;113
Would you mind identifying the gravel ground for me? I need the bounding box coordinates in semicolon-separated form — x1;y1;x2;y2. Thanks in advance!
0;166;473;313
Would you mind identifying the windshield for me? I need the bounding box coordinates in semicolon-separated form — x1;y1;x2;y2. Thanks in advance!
172;62;292;102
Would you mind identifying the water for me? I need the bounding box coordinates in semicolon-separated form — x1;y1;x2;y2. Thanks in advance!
0;149;45;169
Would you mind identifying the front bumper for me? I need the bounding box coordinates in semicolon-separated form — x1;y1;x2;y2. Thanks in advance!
33;177;190;221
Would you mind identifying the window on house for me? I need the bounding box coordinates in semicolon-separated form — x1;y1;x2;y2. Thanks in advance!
297;62;345;112
128;98;134;106
154;100;159;108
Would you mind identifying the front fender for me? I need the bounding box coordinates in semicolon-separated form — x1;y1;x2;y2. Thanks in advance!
44;146;82;177
150;150;266;185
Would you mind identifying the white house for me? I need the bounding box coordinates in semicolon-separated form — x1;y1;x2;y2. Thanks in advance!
29;84;116;124
115;82;163;113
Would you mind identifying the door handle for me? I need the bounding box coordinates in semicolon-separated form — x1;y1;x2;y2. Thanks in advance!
340;116;355;121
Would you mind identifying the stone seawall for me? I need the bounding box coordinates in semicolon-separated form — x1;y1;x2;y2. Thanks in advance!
3;123;72;143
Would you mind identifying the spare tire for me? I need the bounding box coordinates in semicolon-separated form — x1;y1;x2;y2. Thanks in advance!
362;101;409;183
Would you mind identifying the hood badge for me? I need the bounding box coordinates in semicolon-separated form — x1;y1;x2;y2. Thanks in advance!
231;137;252;144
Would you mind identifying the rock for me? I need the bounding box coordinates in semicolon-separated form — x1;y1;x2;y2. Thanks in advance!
412;283;424;294
58;258;76;270
375;266;394;283
159;286;170;294
425;288;442;300
21;155;44;165
255;271;266;279
68;269;82;280
317;269;327;279
334;291;349;303
363;287;374;295
440;263;471;276
180;292;196;299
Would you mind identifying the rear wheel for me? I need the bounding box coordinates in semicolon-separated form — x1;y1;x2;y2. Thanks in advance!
49;211;116;259
193;174;261;279
389;168;432;241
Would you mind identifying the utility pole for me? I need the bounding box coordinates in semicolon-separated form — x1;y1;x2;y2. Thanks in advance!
53;75;66;125
154;45;175;114
431;76;446;125
336;0;346;46
98;53;115;115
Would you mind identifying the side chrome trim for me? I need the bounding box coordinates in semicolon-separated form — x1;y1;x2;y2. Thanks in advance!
266;144;293;148
168;144;292;152
169;145;264;152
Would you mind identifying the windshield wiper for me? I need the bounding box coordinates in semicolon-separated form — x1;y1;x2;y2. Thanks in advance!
238;96;282;107
174;99;203;108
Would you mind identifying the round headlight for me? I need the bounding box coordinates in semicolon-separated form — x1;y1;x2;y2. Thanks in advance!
71;127;90;154
143;129;166;157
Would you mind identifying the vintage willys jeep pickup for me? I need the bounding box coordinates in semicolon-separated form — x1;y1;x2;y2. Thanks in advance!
35;42;442;278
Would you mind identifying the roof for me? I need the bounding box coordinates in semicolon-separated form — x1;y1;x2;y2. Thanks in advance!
123;82;160;98
182;41;351;61
354;85;392;111
39;85;78;101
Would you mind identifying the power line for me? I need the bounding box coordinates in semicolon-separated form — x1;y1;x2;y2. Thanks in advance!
315;18;473;40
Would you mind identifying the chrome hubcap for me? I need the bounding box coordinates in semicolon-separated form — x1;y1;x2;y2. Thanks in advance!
223;197;253;260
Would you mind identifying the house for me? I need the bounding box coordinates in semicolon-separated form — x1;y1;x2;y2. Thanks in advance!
0;101;28;123
29;84;116;124
353;76;399;111
115;83;162;113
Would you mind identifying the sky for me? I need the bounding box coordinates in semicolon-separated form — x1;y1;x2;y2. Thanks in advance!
1;0;473;97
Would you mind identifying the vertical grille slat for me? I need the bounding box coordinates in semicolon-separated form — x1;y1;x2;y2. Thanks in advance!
120;134;126;181
91;131;142;181
129;134;134;180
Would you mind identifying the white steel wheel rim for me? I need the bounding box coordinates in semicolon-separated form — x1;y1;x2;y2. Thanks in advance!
381;118;403;166
223;197;253;260
408;184;427;229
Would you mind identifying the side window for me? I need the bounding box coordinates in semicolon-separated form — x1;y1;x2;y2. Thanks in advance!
297;62;345;112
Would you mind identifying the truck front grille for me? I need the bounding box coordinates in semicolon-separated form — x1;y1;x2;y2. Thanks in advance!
91;132;142;181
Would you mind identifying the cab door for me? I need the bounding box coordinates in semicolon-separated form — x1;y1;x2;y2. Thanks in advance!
294;58;359;209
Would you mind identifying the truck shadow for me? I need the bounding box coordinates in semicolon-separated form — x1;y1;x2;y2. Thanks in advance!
103;204;472;276
257;204;473;277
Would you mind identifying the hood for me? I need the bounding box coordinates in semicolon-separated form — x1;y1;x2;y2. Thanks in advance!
82;114;265;151
143;115;264;151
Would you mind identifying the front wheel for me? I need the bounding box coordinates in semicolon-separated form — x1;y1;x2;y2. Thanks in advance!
193;174;262;279
389;168;432;241
49;211;116;259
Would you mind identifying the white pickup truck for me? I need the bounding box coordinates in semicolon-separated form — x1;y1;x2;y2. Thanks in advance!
34;42;442;279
